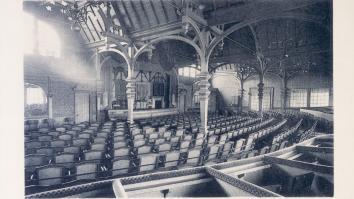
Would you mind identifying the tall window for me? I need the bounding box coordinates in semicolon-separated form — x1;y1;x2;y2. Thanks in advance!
24;12;61;57
178;66;200;77
25;83;48;117
249;87;272;111
290;89;308;107
310;88;329;107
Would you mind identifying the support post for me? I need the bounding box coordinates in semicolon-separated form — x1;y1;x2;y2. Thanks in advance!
281;78;289;112
239;80;245;112
258;74;264;118
126;77;135;124
198;71;210;134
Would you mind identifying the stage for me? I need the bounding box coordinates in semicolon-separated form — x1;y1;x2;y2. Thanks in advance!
108;108;179;120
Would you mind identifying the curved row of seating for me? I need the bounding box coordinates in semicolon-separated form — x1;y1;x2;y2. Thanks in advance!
272;119;303;144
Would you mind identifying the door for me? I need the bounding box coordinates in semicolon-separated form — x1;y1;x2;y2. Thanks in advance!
75;92;90;123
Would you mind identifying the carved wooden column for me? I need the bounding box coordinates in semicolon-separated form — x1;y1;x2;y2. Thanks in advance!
198;71;210;134
126;77;135;124
239;80;245;112
258;73;264;118
281;77;289;112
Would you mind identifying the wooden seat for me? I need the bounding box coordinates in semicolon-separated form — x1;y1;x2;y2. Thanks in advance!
185;149;201;166
113;147;130;158
63;146;81;154
93;137;106;144
180;140;190;152
36;165;65;186
91;143;106;151
25;154;48;173
72;138;89;148
159;143;172;153
207;145;220;161
78;133;91;139
55;153;76;169
25;141;42;149
84;150;104;161
113;136;126;142
138;154;158;172
75;161;99;180
137;145;151;155
38;135;53;142
36;147;55;157
50;140;66;148
112;158;130;176
48;131;60;138
154;138;165;145
164;151;180;168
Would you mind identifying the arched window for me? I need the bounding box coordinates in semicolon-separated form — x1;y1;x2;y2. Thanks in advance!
178;66;200;78
23;12;61;57
25;83;48;118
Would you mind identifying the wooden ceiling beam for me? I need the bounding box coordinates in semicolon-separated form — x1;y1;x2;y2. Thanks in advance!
122;0;142;30
151;0;168;24
207;0;327;26
141;0;159;26
131;0;151;29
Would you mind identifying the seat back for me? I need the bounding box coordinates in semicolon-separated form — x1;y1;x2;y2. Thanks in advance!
37;165;64;186
63;146;81;154
139;154;158;172
137;145;151;155
50;140;66;148
164;152;180;167
58;134;72;142
84;150;103;161
114;141;128;149
48;131;60;138
93;137;106;144
36;147;55;156
159;143;171;152
75;162;98;180
208;145;220;160
38;135;53;142
155;138;165;145
186;149;201;166
72;138;89;148
180;140;190;152
91;143;106;151
114;147;130;158
97;132;109;138
234;139;246;153
25;154;48;173
112;159;130;176
55;153;75;168
78;133;91;139
66;131;78;138
26;141;42;149
133;139;146;148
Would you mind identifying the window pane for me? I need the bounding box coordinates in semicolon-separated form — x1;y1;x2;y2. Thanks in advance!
290;89;307;107
310;88;329;107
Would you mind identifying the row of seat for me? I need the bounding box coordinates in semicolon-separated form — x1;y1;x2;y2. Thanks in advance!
272;119;303;144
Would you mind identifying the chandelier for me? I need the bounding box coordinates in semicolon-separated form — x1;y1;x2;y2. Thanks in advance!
42;0;102;32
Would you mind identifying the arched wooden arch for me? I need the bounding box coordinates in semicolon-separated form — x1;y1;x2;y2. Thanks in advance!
97;48;132;77
133;35;203;69
206;13;331;62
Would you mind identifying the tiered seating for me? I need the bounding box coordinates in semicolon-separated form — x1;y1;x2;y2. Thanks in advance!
25;112;325;193
272;119;302;144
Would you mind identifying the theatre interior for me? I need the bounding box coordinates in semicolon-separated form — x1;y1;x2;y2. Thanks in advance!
23;0;333;198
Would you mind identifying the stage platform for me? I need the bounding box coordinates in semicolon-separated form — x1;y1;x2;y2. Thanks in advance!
108;108;178;120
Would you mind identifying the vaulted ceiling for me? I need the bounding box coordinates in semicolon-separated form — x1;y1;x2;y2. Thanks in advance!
23;0;332;77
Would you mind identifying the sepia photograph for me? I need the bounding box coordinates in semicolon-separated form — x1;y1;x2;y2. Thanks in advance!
4;0;354;198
